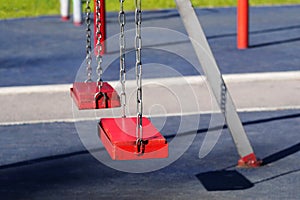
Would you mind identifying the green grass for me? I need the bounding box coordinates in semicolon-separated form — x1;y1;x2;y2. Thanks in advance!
0;0;299;19
0;0;60;19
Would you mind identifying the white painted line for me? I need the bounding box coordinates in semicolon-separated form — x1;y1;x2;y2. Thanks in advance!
0;84;72;95
1;105;300;126
223;71;300;83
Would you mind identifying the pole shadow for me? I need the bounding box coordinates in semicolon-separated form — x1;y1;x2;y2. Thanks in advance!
196;170;254;191
250;37;300;48
262;142;300;166
196;142;300;191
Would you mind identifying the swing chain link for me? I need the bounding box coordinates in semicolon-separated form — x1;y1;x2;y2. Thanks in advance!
135;0;143;148
221;80;227;114
119;0;126;118
96;0;103;89
85;0;92;82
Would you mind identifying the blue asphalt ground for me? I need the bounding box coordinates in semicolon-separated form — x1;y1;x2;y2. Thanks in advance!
0;5;300;200
0;110;300;199
0;5;300;86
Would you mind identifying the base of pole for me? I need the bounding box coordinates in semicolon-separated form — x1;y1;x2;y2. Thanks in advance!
61;16;70;21
73;21;83;26
238;153;262;168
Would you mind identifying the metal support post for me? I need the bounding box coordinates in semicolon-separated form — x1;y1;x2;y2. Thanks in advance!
237;0;249;49
175;0;260;167
94;0;106;54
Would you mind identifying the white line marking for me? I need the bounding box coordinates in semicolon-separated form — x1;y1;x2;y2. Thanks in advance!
0;71;300;95
1;105;300;126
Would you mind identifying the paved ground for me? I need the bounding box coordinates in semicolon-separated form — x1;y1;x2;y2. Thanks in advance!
0;5;300;86
0;5;300;200
0;110;300;199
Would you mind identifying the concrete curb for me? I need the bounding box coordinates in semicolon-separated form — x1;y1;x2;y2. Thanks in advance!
1;71;300;125
1;71;300;95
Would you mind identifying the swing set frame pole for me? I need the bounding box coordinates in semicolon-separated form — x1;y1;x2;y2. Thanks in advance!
94;0;106;54
237;0;249;49
175;0;260;167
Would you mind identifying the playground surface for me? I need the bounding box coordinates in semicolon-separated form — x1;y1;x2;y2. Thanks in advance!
0;5;300;86
0;5;300;200
1;110;300;199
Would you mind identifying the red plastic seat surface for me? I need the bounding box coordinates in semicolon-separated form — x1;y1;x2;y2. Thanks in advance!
70;82;120;109
98;117;168;160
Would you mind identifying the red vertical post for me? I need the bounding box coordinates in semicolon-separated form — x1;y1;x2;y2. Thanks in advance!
237;0;249;49
94;0;106;54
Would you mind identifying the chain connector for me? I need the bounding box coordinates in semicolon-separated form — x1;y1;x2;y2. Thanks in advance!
136;138;145;154
94;91;108;109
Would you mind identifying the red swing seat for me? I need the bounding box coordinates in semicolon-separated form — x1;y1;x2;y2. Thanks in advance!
70;82;120;109
98;117;168;160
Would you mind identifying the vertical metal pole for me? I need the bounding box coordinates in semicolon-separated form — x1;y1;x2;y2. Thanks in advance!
73;0;83;25
237;0;249;49
60;0;70;21
94;0;106;54
175;0;260;167
100;0;106;53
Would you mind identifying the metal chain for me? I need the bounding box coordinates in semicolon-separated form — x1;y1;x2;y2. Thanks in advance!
85;0;92;82
119;0;126;117
96;0;103;89
221;80;227;114
135;0;143;149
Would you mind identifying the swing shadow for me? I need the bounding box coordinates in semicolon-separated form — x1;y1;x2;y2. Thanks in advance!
195;113;300;191
196;141;300;191
0;148;125;200
196;170;254;191
0;148;102;170
1;113;299;170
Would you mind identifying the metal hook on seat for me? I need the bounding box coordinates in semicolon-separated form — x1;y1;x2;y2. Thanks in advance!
136;138;145;155
94;91;109;108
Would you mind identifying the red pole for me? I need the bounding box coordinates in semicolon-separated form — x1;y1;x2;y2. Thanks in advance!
237;0;249;49
94;0;106;54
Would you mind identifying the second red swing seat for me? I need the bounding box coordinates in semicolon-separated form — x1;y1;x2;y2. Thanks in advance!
98;117;168;160
70;82;120;109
